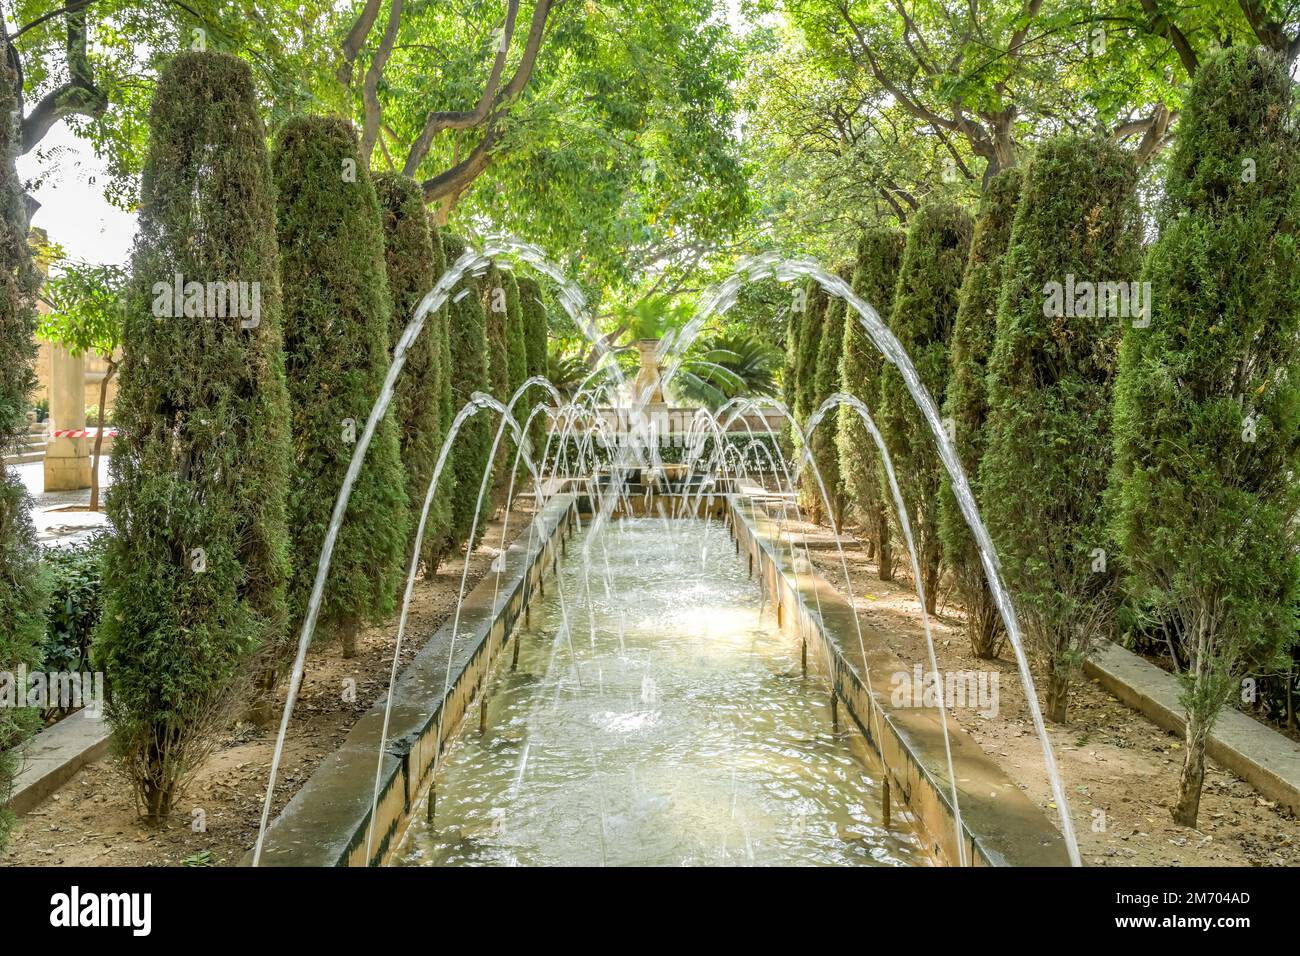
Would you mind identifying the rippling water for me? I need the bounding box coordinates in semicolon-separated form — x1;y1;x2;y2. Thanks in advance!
394;515;927;867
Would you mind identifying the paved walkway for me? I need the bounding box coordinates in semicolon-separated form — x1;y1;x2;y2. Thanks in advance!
9;459;111;548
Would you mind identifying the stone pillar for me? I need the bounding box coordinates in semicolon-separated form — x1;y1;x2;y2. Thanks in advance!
44;344;91;491
633;339;665;404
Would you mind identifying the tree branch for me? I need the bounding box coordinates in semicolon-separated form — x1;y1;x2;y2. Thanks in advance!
360;0;403;163
19;2;106;154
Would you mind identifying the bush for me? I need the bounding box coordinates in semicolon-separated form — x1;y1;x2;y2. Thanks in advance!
428;219;459;565
981;135;1141;722
41;534;109;681
811;264;853;529
838;227;905;579
504;269;529;480
0;31;47;851
518;275;549;463
939;168;1022;658
794;279;830;521
440;234;493;549
1110;47;1300;825
96;52;293;820
274;116;409;659
877;203;973;614
373;172;452;575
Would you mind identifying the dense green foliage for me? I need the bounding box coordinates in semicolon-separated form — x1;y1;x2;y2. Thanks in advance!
373;172;451;575
428;219;458;564
810;264;853;528
794;279;830;521
441;234;493;549
838;227;905;579
503;269;530;479
876;202;973;614
97;52;293;819
274;115;408;658
0;33;47;850
939;168;1022;657
1110;47;1300;825
41;534;108;683
981;135;1141;722
519;276;549;461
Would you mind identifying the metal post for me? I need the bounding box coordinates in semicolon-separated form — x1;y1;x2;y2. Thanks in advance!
882;775;891;828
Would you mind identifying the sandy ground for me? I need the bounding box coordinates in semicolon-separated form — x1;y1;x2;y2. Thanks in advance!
1;500;536;868
790;515;1298;867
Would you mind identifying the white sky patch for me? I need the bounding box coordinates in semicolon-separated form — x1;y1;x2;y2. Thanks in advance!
17;120;137;267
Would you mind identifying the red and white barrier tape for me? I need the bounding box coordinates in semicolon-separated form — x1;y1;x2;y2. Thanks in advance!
51;428;119;439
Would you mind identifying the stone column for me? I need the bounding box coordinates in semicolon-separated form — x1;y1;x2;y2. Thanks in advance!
43;344;91;491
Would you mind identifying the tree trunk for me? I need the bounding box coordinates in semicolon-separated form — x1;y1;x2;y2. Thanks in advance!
89;360;114;512
1046;670;1070;723
874;506;892;581
1172;708;1209;827
341;614;361;659
968;588;1004;659
922;544;940;616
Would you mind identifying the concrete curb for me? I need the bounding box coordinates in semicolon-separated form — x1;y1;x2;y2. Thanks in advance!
1084;641;1300;818
8;713;112;816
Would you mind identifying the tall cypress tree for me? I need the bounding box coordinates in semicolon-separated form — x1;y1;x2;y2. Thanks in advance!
877;203;973;613
482;265;511;502
795;280;830;522
981;135;1141;722
939;168;1022;658
428;218;458;565
1111;47;1300;825
441;234;493;548
503;270;529;479
518;275;548;466
274;116;408;659
838;227;905;580
373;172;452;575
96;52;292;820
0;36;49;847
811;264;853;529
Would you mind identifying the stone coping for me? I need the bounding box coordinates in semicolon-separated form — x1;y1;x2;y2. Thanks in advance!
727;495;1072;867
244;494;576;866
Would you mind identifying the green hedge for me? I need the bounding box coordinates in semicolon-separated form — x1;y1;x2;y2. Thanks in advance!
373;172;452;575
980;135;1141;722
838;227;904;580
810;264;853;528
939;167;1022;657
274;116;408;658
97;52;293;820
877;202;973;614
1110;47;1300;824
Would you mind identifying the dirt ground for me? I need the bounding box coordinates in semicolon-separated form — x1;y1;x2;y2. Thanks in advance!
1;500;536;868
792;516;1298;867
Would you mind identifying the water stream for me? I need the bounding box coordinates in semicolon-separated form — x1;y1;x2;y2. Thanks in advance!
394;517;927;867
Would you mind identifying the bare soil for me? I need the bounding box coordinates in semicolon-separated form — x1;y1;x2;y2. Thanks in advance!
1;501;536;868
793;516;1298;867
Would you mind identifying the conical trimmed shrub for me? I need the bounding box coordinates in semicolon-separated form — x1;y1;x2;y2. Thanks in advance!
428;218;458;564
810;263;853;529
795;279;830;522
981;135;1141;722
0;38;48;848
838;227;905;580
1111;47;1300;825
441;234;493;549
939;167;1022;658
373;172;453;575
96;52;293;820
519;275;548;465
504;270;529;478
483;265;511;502
877;203;973;613
274;116;408;659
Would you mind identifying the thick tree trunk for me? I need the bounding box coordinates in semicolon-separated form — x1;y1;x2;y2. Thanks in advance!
1172;708;1210;826
874;506;892;581
921;544;940;615
341;614;361;659
1046;670;1070;723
